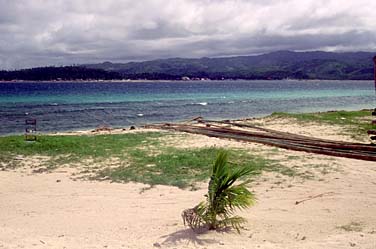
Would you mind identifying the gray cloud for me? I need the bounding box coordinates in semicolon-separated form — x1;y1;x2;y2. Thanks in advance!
0;0;375;69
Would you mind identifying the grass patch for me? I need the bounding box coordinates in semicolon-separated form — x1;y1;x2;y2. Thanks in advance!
0;132;163;157
0;132;163;169
0;131;292;189
271;109;374;138
94;147;278;188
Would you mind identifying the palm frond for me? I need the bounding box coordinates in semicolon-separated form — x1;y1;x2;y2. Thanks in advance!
218;216;248;233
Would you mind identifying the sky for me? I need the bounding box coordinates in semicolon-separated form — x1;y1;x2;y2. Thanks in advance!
1;0;376;69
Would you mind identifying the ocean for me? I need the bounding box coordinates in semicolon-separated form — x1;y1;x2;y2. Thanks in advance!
0;80;375;135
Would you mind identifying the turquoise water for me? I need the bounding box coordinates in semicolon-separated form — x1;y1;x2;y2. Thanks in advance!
0;80;374;135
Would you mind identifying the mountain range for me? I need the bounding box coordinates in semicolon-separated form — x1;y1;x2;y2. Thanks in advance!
84;50;375;80
1;50;375;81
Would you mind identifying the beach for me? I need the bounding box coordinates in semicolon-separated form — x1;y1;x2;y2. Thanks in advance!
1;112;375;249
2;0;376;247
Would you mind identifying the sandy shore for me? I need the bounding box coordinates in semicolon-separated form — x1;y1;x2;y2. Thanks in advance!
1;116;376;249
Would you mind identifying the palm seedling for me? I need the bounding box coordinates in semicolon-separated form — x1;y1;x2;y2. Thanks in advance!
182;151;255;232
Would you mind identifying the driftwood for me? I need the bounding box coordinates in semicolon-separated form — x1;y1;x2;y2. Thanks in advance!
145;120;376;162
295;192;335;205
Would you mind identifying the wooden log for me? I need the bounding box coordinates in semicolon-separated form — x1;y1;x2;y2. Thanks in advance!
202;119;370;146
149;123;376;161
178;123;376;152
176;126;376;161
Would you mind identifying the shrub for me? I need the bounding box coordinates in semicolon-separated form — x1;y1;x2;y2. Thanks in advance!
182;151;255;232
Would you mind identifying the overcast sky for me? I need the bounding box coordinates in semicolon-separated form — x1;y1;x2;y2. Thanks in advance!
1;0;375;69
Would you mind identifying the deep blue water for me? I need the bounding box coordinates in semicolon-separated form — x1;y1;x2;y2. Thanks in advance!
0;80;375;135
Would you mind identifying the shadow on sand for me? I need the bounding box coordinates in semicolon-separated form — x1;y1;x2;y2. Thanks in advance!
160;227;234;247
160;227;218;247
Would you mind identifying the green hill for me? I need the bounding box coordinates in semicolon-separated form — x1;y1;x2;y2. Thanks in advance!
85;50;375;80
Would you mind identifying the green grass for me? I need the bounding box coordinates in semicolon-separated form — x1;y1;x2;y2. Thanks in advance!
95;147;277;188
0;132;287;188
0;132;163;169
0;132;162;157
270;109;374;138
